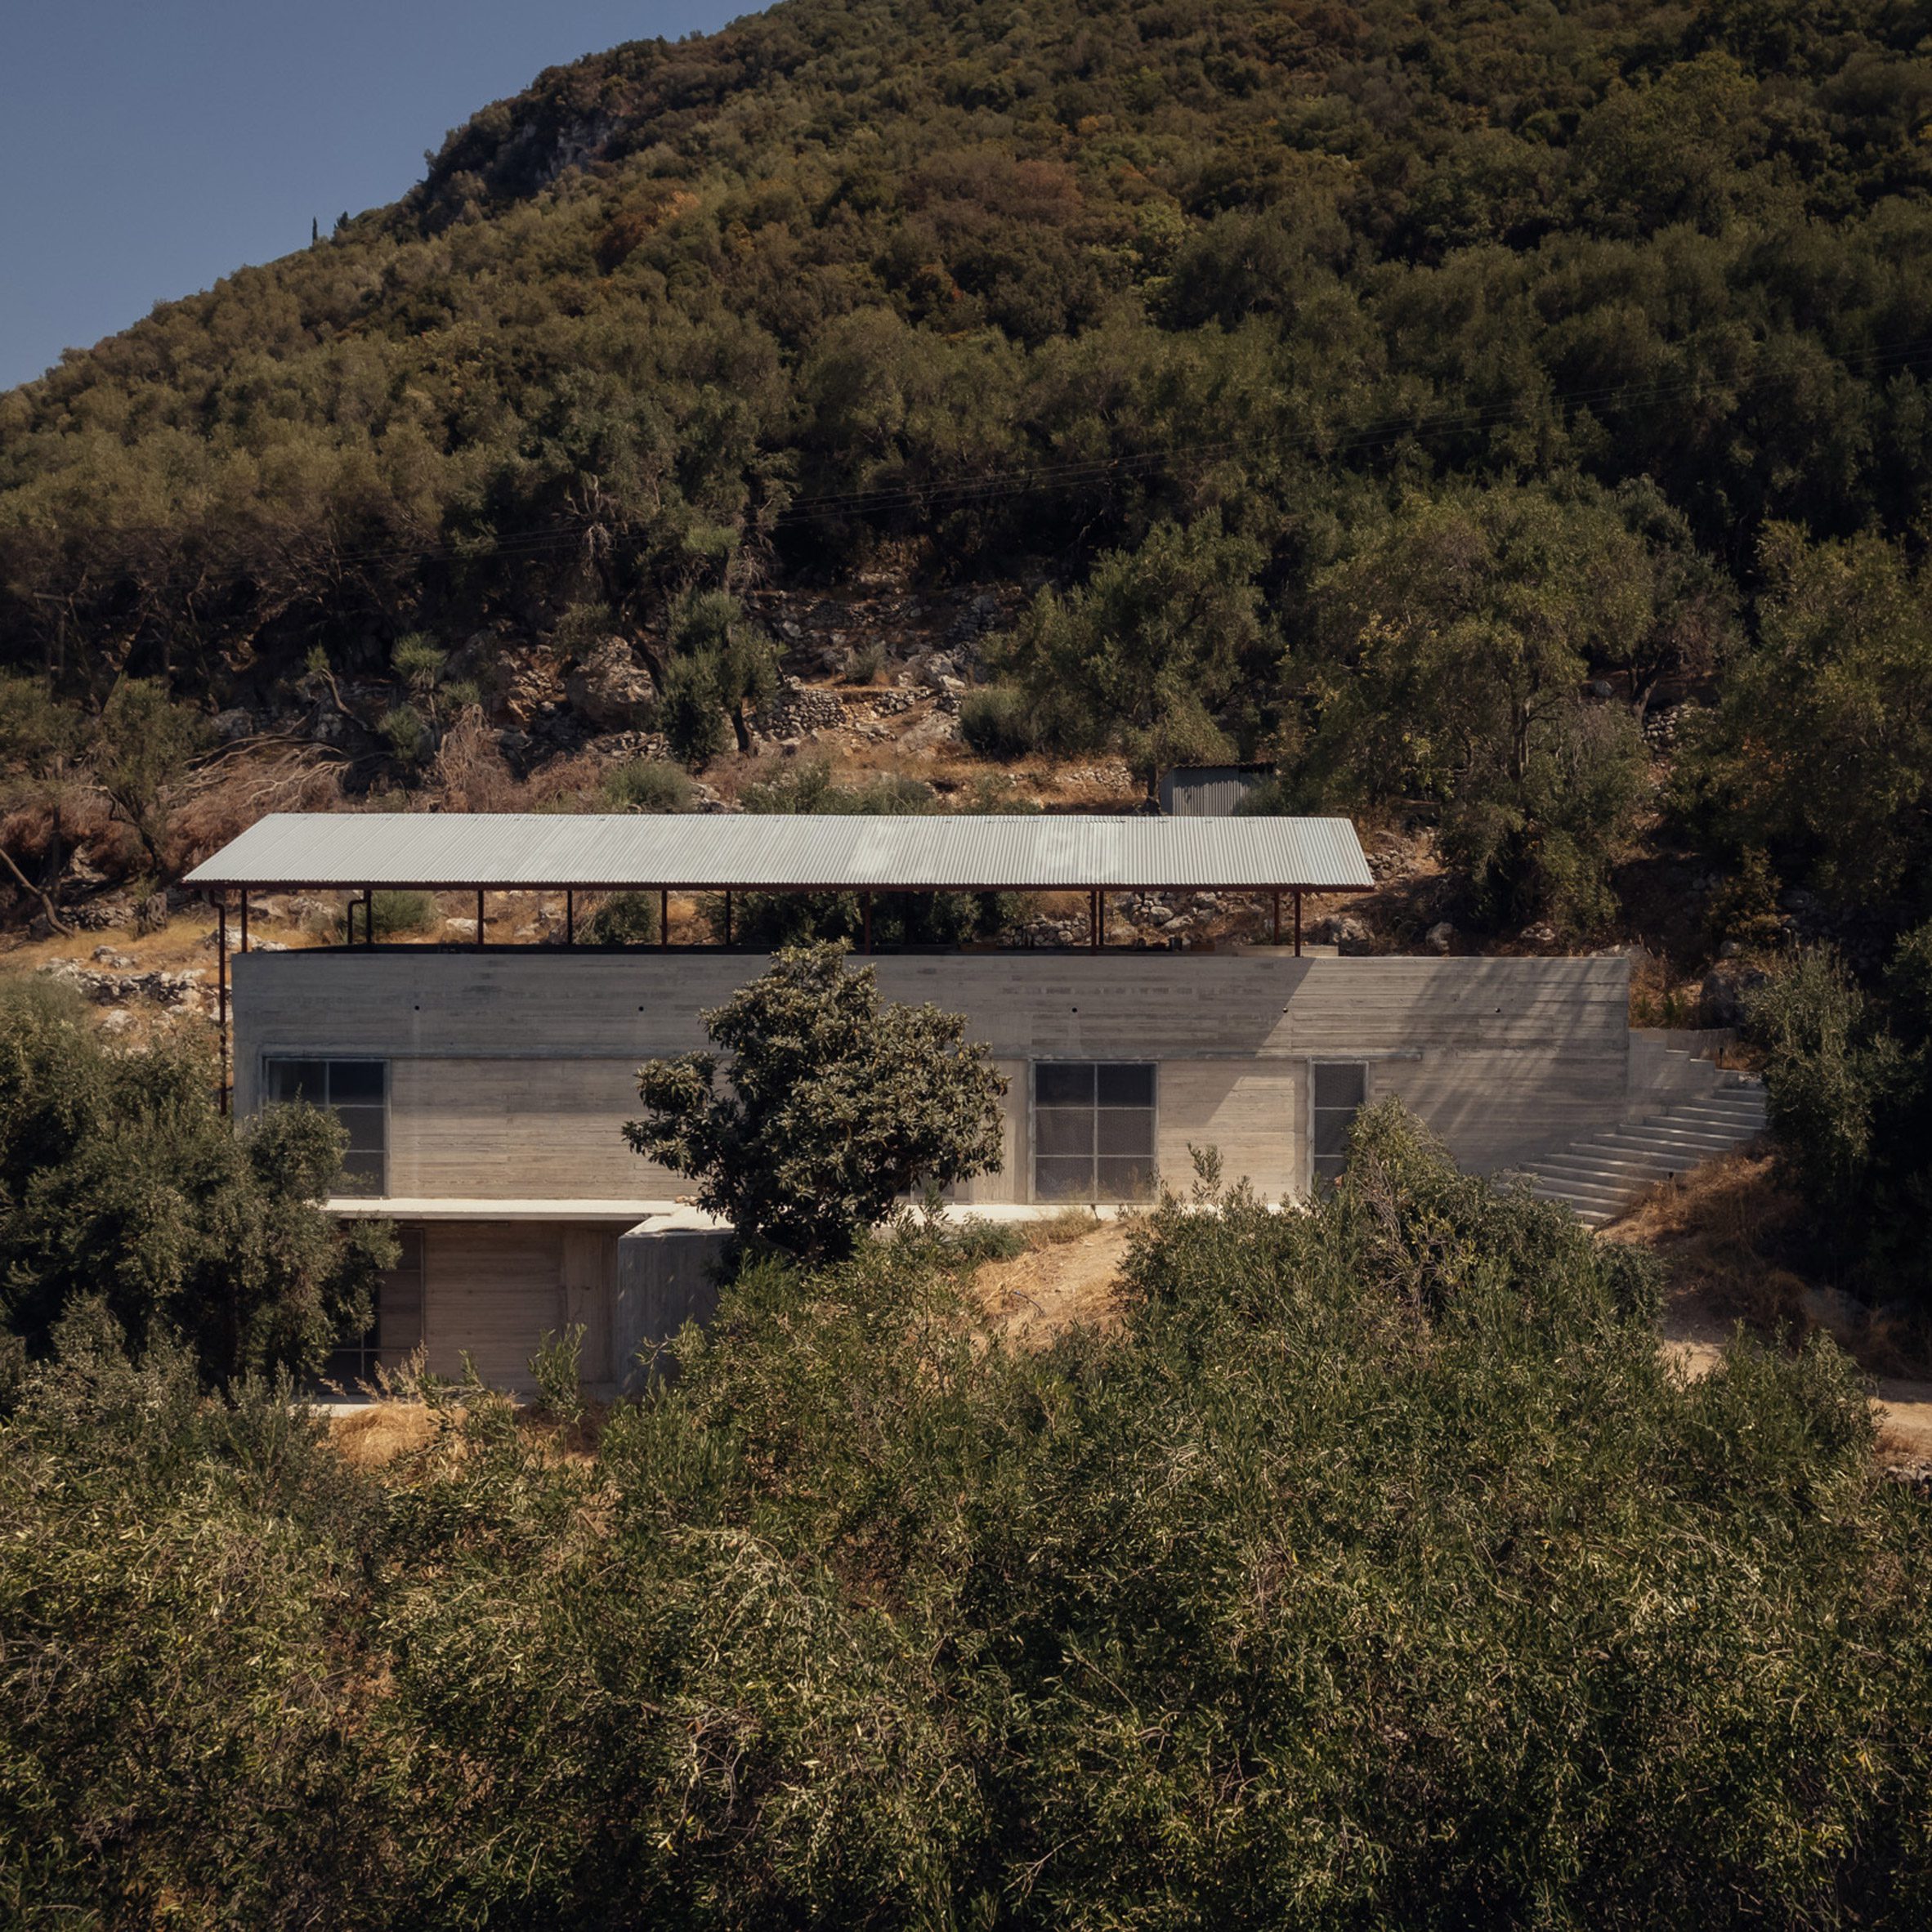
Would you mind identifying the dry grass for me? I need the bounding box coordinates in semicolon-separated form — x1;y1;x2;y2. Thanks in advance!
1604;1149;1810;1344
974;1220;1130;1347
1607;1150;1932;1466
329;1402;440;1471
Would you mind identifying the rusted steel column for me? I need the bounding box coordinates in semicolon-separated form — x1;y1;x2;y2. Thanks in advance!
239;893;249;954
1294;888;1303;957
724;891;733;947
660;888;669;950
216;897;230;1116
565;891;575;946
863;892;873;954
475;888;485;948
1272;890;1281;946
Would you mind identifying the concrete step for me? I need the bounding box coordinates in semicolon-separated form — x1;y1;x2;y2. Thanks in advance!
1515;1076;1770;1232
1531;1152;1683;1184
1528;1178;1632;1209
1671;1093;1766;1117
1617;1125;1746;1152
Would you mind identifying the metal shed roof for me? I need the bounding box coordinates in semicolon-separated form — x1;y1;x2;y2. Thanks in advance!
185;812;1374;893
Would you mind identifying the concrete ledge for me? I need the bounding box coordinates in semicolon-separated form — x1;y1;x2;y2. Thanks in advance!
323;1196;681;1224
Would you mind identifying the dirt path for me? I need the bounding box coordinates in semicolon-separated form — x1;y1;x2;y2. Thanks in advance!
974;1223;1130;1346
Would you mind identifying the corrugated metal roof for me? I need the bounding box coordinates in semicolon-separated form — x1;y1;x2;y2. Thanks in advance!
185;812;1375;892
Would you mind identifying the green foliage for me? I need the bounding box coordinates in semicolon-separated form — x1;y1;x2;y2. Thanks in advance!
627;941;1008;1263
527;1324;585;1429
584;890;660;945
5;1106;1930;1921
0;983;394;1383
7;0;1932;931
597;756;691;813
1747;925;1932;1300
957;683;1038;758
1675;525;1932;922
655;651;727;767
657;590;779;767
335;888;438;941
1301;484;1654;932
90;680;209;871
995;516;1263;791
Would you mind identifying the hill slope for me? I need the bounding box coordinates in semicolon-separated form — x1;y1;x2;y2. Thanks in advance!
4;0;1932;941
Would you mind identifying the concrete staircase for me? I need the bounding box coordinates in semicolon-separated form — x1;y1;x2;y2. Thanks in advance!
1514;1075;1769;1228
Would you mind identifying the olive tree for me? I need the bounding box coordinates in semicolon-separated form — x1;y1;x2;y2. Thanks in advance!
0;982;395;1384
626;942;1006;1262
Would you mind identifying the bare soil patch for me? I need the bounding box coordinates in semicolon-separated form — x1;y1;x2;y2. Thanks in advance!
974;1219;1130;1346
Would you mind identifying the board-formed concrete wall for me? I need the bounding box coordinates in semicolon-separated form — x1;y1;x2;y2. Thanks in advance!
235;948;1630;1205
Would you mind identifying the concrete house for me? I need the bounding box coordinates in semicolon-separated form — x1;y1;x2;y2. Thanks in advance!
186;812;1763;1391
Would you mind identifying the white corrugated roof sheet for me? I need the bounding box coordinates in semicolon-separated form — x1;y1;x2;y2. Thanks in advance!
185;812;1374;892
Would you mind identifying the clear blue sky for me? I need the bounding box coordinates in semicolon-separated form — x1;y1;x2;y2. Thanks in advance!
0;0;750;393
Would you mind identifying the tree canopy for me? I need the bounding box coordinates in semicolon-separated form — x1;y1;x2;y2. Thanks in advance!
5;1106;1930;1921
0;983;394;1384
5;0;1932;932
627;941;1008;1261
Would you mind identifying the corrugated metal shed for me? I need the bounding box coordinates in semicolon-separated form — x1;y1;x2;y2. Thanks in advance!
185;812;1374;892
1157;765;1271;817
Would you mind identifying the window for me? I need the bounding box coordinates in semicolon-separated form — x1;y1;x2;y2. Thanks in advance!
1033;1062;1156;1202
263;1057;387;1195
323;1224;424;1388
1311;1062;1368;1187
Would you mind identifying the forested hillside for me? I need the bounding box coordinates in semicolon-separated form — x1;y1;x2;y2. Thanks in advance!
5;0;1932;937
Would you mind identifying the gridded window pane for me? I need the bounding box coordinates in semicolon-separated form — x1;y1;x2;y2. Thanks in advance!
1035;1157;1098;1202
1035;1063;1095;1107
1035;1109;1094;1158
329;1061;386;1104
1312;1062;1369;1189
1033;1063;1156;1202
335;1106;386;1155
266;1058;326;1104
337;1148;384;1195
1313;1062;1366;1111
324;1223;423;1385
1097;1157;1156;1201
264;1057;387;1196
1096;1063;1155;1108
1096;1108;1156;1156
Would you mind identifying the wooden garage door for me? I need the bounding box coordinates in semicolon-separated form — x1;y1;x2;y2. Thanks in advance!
422;1222;565;1390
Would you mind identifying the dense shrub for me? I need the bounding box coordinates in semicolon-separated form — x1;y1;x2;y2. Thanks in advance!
332;888;438;941
957;683;1038;758
597;758;691;814
3;1106;1928;1923
584;889;660;946
1747;924;1932;1303
0;982;394;1382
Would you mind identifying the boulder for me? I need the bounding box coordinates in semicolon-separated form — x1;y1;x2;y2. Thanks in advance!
1311;913;1371;955
1425;921;1456;955
563;638;656;731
